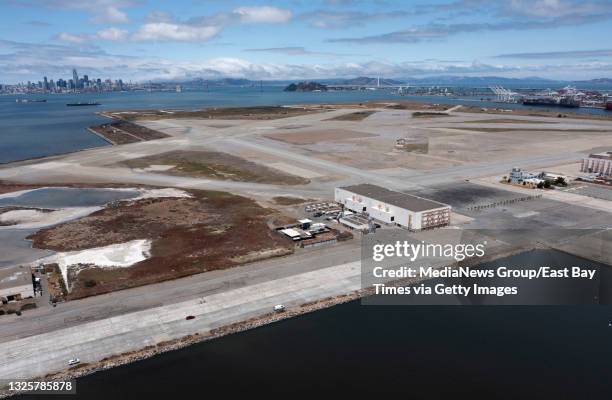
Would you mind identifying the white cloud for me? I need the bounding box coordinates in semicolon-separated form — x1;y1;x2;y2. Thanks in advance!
97;27;128;41
54;6;293;44
55;32;87;43
232;6;292;23
33;0;135;24
131;22;221;41
93;5;129;24
506;0;606;18
2;40;610;84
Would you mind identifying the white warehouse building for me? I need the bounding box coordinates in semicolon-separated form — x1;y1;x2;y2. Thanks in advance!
335;184;451;230
581;152;612;176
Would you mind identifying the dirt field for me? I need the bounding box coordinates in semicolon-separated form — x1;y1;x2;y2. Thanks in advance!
119;150;310;185
104;106;324;121
264;129;377;145
0;181;41;194
444;127;610;133
28;189;294;299
325;111;376;121
90;121;170;145
374;101;451;111
460;105;612;120
412;111;451;118
272;196;315;206
459;118;554;124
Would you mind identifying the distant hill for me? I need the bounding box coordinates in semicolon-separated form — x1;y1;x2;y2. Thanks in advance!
333;76;404;86
284;82;328;92
179;78;255;87
570;78;612;87
400;75;560;86
576;78;612;84
159;75;612;90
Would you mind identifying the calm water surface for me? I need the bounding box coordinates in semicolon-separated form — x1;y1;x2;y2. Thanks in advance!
0;187;140;208
0;188;140;267
17;250;612;399
2;87;610;163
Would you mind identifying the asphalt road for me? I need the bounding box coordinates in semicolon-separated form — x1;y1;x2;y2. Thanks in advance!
0;240;362;342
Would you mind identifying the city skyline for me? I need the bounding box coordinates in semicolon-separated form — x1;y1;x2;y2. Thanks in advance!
0;68;134;94
1;0;612;83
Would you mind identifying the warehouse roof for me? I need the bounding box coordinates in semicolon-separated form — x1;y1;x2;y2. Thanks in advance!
589;151;612;160
339;184;449;212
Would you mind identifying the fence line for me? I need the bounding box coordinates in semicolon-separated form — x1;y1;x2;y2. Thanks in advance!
466;194;542;211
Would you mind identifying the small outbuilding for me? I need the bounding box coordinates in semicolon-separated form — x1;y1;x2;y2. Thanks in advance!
0;265;34;303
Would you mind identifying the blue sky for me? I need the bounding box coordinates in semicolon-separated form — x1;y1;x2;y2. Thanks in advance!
1;0;612;83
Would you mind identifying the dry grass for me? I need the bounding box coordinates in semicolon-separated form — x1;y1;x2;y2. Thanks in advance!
120;150;310;185
105;106;322;121
412;111;451;118
89;121;170;145
460;105;612;121
29;189;294;299
0;181;41;194
444;127;610;133
325;111;376;121
460;118;553;124
272;196;315;205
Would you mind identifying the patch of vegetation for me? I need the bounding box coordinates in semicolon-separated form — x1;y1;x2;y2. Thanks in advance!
400;143;428;154
460;119;552;124
412;111;450;118
326;111;376;121
31;189;295;299
444;127;609;133
107;106;320;121
272;196;314;206
121;150;309;185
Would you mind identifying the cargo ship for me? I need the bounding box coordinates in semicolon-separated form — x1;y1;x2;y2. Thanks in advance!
522;96;580;108
66;102;101;107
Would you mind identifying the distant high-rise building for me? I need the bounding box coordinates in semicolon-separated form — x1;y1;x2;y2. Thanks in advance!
72;69;79;89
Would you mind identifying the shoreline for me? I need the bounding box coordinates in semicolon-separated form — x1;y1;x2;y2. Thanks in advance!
2;242;596;399
0;289;364;399
1;100;611;167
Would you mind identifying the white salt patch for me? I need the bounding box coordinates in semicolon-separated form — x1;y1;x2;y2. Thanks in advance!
0;189;38;200
39;239;152;287
0;207;102;230
28;162;72;170
132;188;191;200
513;211;539;218
141;165;176;172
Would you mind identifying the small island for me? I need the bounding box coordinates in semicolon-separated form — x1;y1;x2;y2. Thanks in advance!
284;81;328;92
